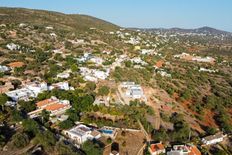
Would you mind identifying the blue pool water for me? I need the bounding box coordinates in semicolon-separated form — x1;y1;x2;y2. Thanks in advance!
101;129;113;134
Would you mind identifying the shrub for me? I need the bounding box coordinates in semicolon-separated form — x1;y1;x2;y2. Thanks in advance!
12;132;29;148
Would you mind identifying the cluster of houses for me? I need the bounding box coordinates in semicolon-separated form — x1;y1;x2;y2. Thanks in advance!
6;82;48;102
148;132;227;155
131;57;148;66
76;52;113;82
141;49;158;55
174;53;215;63
148;142;202;155
125;37;141;45
110;54;127;70
5;81;72;103
76;53;92;63
6;42;35;53
6;43;21;51
76;52;104;66
79;67;110;82
110;29;164;49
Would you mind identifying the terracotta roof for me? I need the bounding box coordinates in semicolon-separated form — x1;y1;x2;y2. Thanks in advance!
150;143;165;152
7;61;25;68
155;60;164;68
188;146;201;155
44;103;68;111
36;99;56;108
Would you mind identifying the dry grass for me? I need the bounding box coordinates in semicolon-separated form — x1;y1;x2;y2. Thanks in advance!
103;130;145;155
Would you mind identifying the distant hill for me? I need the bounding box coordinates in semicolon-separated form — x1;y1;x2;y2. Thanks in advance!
132;26;231;36
0;7;119;31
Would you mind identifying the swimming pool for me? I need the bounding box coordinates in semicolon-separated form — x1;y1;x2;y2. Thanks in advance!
101;129;113;134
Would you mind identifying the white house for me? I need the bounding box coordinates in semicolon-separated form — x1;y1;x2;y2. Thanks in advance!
202;132;226;145
90;57;104;65
6;82;48;101
121;82;135;88
50;33;57;37
53;49;63;54
19;23;27;28
79;67;110;82
26;82;48;96
131;57;147;65
174;52;190;58
49;82;70;91
46;26;54;30
167;144;201;155
64;124;101;144
125;85;144;99
141;49;154;55
192;56;215;63
6;88;35;101
199;68;216;73
93;97;109;106
6;43;20;51
93;69;110;80
0;65;10;72
57;72;70;79
84;75;98;83
157;70;171;78
76;53;92;63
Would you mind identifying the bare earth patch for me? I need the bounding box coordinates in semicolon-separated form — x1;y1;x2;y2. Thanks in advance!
103;130;145;155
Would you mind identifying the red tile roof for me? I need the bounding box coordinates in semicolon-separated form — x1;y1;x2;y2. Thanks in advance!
7;61;25;68
36;99;55;108
150;143;165;153
188;146;201;155
44;103;67;111
155;60;164;68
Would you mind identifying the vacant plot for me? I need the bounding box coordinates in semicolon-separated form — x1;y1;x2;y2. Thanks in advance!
103;130;145;155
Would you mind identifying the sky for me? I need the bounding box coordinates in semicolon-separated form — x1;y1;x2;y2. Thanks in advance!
0;0;232;32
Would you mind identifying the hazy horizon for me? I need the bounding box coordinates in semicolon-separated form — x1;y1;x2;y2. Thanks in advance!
1;0;232;32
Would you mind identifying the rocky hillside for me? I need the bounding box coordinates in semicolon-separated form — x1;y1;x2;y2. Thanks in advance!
0;7;119;31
